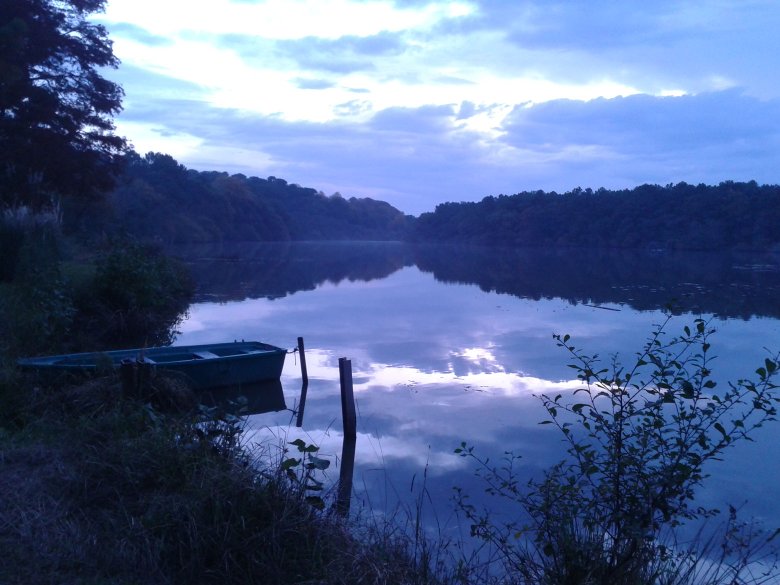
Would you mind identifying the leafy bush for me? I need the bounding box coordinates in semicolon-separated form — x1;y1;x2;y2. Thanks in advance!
457;316;780;584
75;240;194;348
1;227;76;355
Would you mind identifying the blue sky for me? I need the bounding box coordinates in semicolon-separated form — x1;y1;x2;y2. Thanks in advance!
97;0;780;215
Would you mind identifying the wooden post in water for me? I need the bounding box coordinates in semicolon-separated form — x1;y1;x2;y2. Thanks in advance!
295;337;309;427
338;357;357;439
336;357;357;515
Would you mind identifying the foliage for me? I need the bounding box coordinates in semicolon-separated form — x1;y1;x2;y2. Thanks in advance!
75;239;195;348
1;226;76;355
412;181;780;251
280;437;331;510
456;316;780;584
0;0;126;210
68;151;414;243
1;232;193;357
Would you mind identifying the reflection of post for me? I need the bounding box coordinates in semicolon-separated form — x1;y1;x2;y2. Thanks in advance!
338;357;357;439
295;337;309;427
336;435;357;516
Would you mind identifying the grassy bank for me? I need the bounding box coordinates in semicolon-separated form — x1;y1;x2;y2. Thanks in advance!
0;370;453;585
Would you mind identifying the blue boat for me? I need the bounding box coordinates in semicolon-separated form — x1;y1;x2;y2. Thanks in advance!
17;341;287;390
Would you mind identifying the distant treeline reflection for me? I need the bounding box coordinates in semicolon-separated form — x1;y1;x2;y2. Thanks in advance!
176;241;414;302
413;245;780;320
177;242;780;320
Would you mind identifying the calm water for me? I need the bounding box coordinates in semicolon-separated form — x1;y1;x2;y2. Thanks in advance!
173;242;780;540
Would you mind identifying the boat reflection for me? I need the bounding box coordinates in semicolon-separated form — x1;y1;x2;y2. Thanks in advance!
199;378;287;416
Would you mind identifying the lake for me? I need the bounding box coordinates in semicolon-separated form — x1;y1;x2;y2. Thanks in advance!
172;241;780;547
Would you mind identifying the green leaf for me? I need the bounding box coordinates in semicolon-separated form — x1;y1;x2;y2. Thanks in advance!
289;438;319;453
281;457;300;471
681;381;694;399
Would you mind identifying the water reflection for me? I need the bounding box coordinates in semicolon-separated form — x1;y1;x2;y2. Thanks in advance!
171;241;413;302
198;379;287;416
174;242;780;555
170;241;780;320
414;244;780;320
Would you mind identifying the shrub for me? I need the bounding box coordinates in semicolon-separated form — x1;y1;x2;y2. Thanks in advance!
75;240;194;348
457;315;780;584
1;227;75;355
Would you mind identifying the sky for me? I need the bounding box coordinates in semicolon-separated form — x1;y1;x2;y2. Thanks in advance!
96;0;780;215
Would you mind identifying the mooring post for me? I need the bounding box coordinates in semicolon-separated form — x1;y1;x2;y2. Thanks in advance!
295;336;309;427
336;357;357;516
338;357;357;439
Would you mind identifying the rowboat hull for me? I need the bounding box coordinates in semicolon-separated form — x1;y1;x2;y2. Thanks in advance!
17;341;287;390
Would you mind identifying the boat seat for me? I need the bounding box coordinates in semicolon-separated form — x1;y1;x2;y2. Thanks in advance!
193;351;219;359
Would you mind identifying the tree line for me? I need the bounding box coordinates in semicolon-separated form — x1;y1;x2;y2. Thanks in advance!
411;182;780;251
64;151;414;244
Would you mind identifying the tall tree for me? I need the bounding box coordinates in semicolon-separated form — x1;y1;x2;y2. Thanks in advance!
0;0;125;210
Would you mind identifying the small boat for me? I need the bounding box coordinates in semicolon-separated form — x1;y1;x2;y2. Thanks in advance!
17;341;287;390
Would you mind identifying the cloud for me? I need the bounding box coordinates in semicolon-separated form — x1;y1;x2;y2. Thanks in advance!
499;90;780;190
437;1;780;98
293;77;337;90
111;64;209;101
114;86;780;214
369;104;456;134
274;32;407;74
106;22;174;47
102;0;780;214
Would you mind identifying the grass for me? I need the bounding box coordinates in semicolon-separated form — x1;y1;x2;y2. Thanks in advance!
0;370;456;585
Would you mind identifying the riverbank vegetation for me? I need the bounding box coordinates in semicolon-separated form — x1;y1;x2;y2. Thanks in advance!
456;316;780;584
0;227;194;358
0;370;452;585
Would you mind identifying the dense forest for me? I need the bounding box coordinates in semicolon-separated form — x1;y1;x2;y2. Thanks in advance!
64;162;780;251
411;182;780;251
64;151;414;244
